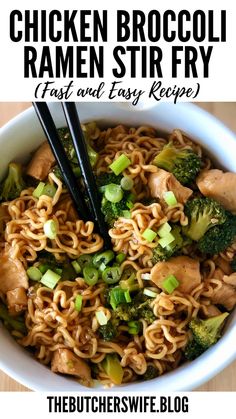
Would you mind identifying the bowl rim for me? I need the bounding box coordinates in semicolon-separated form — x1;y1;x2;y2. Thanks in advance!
0;102;236;391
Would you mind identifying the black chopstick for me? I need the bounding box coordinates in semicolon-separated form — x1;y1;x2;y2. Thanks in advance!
33;102;88;220
62;102;111;249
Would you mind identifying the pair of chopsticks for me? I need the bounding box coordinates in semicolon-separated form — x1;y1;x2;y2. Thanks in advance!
33;102;111;249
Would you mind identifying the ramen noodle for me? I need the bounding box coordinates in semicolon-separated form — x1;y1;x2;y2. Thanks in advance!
0;123;235;387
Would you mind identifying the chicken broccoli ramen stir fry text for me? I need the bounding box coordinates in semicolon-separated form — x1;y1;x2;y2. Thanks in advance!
0;123;236;387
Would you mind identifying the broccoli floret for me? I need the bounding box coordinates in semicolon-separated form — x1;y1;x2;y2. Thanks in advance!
142;365;159;381
58;126;98;168
183;198;227;241
98;321;117;341
0;163;25;202
189;313;229;349
230;257;236;272
113;294;156;324
98;172;135;226
101;194;134;227
52;164;81;182
96;173;122;188
0;303;26;334
138;302;156;324
119;267;139;292
153;142;201;185
37;251;77;280
198;211;236;255
184;313;229;360
184;339;205;360
152;225;184;263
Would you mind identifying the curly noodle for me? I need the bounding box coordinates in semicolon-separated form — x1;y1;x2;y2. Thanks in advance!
0;124;235;387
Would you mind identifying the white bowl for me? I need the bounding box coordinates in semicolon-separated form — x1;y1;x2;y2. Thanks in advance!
0;102;236;391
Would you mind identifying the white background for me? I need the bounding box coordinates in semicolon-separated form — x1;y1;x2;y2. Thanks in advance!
0;0;235;102
0;392;235;418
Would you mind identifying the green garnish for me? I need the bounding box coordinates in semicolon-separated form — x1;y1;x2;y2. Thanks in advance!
26;266;42;282
163;191;177;206
40;269;61;289
109;154;131;176
162;274;179;294
83;266;99;286
115;253;126;265
127;320;141;335
120;176;134;191
75;295;83;312
43;219;58;240
77;254;93;269
33;182;45;198
142;228;157;243
102;266;121;285
105;184;124;203
71;260;82;274
92;250;115;268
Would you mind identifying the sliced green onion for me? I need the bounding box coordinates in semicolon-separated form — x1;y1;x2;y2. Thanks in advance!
55;268;62;275
143;288;158;298
99;262;107;272
75;295;83;312
99;185;107;194
95;311;108;326
124;289;131;303
109;287;130;309
71;260;81;274
27;266;42;282
127;321;141;335
43;219;58;239
142;228;157;243
126;201;134;209
40;269;61;289
116;253;126;265
33;182;45;198
77;254;93;269
163;191;177;206
105;184;123;203
158;232;175;248
122;210;131;219
109;154;131;176
92;250;115;268
38;264;51;275
157;222;172;238
87;143;98;168
120;176;134;191
42;183;57;198
83;266;99;286
141;273;151;280
102;266;121;285
162;274;180;294
102;354;124;385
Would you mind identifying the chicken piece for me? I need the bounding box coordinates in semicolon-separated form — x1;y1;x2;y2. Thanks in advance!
214;256;232;275
150;255;201;294
196;169;236;212
51;349;91;386
200;304;222;318
6;287;28;316
0;249;28;294
26;142;55;181
213;268;224;281
223;273;236;287
148;169;193;205
210;282;236;311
